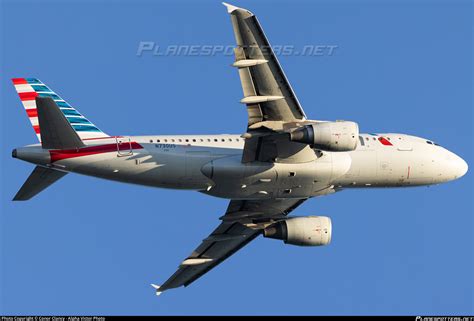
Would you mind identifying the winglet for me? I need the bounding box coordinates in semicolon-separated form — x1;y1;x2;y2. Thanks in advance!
151;284;162;296
222;3;254;17
222;2;239;13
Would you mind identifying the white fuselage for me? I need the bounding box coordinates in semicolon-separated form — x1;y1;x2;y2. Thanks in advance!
14;132;468;200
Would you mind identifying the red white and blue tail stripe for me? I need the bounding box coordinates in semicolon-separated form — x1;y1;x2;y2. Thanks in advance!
12;78;109;141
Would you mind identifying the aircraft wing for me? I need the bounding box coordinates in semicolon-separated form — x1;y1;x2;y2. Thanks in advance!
223;3;316;163
153;198;306;295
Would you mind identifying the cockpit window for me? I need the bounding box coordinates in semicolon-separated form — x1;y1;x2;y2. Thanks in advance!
426;140;441;146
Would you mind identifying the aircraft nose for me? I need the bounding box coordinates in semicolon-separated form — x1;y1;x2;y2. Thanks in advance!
444;152;468;180
453;155;468;178
435;148;468;183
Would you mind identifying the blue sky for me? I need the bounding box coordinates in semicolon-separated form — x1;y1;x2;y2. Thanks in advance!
1;0;472;315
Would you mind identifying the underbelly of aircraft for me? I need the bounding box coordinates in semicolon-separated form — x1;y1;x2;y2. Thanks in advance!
200;152;351;199
57;147;353;200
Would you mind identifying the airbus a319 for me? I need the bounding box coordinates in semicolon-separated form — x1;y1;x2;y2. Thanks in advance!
11;3;468;295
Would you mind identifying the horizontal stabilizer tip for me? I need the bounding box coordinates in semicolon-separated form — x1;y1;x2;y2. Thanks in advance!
151;284;162;296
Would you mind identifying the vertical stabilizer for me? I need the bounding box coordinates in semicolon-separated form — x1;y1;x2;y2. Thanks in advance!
12;78;109;141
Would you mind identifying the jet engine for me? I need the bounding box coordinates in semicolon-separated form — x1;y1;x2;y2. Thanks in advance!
263;216;332;246
290;121;359;151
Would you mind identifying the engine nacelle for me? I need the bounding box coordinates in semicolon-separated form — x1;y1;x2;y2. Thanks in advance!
290;121;359;151
263;216;332;246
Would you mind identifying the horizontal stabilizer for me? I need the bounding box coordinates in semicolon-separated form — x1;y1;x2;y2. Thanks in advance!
13;166;67;201
36;97;85;150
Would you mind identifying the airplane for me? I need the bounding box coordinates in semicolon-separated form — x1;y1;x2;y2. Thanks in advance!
11;3;468;296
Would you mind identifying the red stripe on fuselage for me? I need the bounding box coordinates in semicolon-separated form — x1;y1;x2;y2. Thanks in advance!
33;125;40;134
50;142;143;162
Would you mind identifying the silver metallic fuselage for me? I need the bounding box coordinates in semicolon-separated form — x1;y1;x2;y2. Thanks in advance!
14;132;468;200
